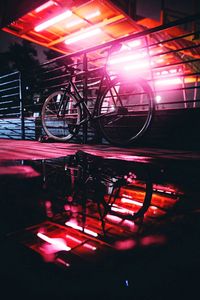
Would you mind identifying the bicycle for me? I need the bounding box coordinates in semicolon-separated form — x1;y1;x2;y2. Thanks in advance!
41;44;155;146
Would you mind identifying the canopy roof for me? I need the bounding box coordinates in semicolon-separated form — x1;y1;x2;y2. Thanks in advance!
1;0;143;55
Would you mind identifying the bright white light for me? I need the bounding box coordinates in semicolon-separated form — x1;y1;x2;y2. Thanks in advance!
85;10;101;19
84;244;97;251
35;1;55;13
108;52;147;65
111;205;134;215
124;60;149;71
126;39;141;48
37;232;71;251
155;95;162;102
106;214;123;223
35;10;72;32
66;10;101;28
65;28;102;44
155;77;182;86
156;58;164;64
121;197;143;206
66;19;84;28
65;221;98;237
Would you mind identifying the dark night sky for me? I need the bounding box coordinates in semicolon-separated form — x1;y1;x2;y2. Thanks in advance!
0;0;198;63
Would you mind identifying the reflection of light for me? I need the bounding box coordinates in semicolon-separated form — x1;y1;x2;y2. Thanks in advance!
35;10;72;32
155;95;162;102
66;10;101;28
141;234;166;246
115;239;136;250
84;244;97;251
66;235;97;250
35;1;55;13
66;234;82;244
108;52;147;65
121;193;132;199
56;258;70;267
65;221;98;237
37;232;71;251
106;214;123;223
111;205;134;215
65;28;102;44
155;77;182;86
121;198;143;206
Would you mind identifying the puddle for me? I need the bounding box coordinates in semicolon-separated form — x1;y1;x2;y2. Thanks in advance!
1;150;200;298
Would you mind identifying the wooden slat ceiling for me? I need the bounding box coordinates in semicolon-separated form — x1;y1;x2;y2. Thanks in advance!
1;0;144;55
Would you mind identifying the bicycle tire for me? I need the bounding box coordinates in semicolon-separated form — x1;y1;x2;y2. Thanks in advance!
41;90;81;142
97;77;154;146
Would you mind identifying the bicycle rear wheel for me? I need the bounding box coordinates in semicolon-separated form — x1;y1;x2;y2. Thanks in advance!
97;78;154;146
42;90;81;142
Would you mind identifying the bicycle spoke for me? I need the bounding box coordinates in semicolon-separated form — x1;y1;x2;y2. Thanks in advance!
42;91;81;141
97;78;154;146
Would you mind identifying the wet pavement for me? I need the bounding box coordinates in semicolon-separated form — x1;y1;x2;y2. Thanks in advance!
1;139;200;299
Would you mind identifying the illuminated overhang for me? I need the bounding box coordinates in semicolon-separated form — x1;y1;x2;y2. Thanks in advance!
1;0;144;55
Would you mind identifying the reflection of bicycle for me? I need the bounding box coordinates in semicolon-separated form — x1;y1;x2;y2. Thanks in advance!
66;151;153;234
41;45;154;146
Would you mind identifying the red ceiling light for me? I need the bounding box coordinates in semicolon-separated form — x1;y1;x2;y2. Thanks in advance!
35;0;56;13
108;51;147;65
64;27;102;44
66;10;101;28
155;77;182;86
34;10;72;32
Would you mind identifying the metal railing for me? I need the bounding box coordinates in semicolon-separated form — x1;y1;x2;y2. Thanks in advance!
0;13;200;144
0;71;26;139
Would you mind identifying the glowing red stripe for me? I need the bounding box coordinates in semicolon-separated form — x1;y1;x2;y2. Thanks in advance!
111;205;134;215
66;10;101;28
65;221;98;237
155;77;182;86
65;28;102;44
35;1;55;13
35;10;72;32
37;232;71;251
121;197;143;206
66;235;97;251
106;214;123;222
108;52;147;65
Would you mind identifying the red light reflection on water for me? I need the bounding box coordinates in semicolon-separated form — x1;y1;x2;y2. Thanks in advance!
37;232;71;251
66;234;97;251
115;239;137;250
65;221;98;237
141;235;166;246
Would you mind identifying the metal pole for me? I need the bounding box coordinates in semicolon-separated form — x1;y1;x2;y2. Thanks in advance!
128;0;137;19
160;0;165;24
19;72;25;139
82;53;88;144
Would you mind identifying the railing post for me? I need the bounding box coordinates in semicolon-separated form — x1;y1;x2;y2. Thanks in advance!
19;71;25;140
82;53;88;144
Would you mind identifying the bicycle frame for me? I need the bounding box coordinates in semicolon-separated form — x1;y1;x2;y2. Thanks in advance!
59;64;123;126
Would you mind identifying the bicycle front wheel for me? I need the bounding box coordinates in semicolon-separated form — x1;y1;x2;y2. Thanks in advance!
97;78;154;146
42;90;81;142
